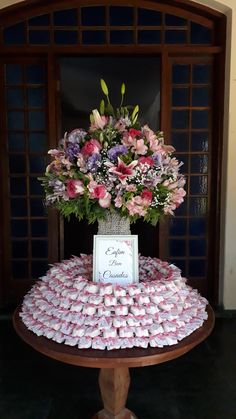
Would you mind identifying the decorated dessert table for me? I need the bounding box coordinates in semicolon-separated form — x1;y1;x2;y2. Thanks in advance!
13;304;214;419
13;80;215;418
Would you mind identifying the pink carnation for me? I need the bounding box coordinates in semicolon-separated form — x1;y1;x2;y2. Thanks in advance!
66;180;84;198
88;181;106;199
81;139;101;156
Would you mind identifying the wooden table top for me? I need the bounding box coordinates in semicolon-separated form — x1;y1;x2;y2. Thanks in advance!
13;305;214;369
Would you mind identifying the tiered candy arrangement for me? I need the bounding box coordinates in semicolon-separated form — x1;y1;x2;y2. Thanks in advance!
20;255;208;350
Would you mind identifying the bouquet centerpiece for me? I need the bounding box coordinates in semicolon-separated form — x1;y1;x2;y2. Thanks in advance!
40;80;186;227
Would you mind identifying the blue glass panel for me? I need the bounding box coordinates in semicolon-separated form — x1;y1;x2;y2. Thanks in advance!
192;110;209;129
30;199;45;216
172;88;189;106
7;89;24;108
169;218;187;236
110;30;133;45
29;14;50;26
12;241;28;258
170;259;186;277
53;9;78;26
9;155;26;174
177;154;189;173
3;23;25;45
171;132;189;152
27;87;44;107
10;177;26;195
5;64;23;85
26;65;45;84
11;198;28;216
81;7;105;26
29;156;47;173
189;239;206;257
30;177;43;195
191;22;211;44
7;111;24;130
54;30;78;45
175;198;187;216
172;110;189;129
138;9;162;26
8;132;25;152
110;6;133;26
29;133;47;152
165;14;187;26
172;65;190;84
32;240;48;258
138;30;161;44
189;197;207;216
191;155;208;174
169;239;186;257
31;219;48;237
31;261;48;278
189;260;206;277
193;65;210;84
29;30;50;45
191;132;209;151
82;31;106;45
189;218;206;236
12;261;28;279
192;87;209;107
190;176;208;195
11;220;28;237
165;30;187;44
28;111;45;130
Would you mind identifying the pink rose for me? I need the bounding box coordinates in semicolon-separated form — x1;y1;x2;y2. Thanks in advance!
67;180;84;198
99;192;111;208
141;189;153;202
138;157;154;167
81;139;101;156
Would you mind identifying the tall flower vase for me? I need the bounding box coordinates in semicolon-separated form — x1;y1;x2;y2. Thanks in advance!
97;212;131;235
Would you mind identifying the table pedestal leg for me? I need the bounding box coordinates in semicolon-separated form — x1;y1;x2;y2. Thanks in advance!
92;368;137;419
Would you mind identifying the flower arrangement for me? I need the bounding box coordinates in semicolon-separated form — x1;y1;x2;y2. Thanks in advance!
40;80;186;225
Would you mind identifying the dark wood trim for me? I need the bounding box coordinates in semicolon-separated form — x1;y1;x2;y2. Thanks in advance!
0;60;11;307
0;0;224;26
208;48;226;305
0;45;224;56
159;50;171;261
47;53;60;264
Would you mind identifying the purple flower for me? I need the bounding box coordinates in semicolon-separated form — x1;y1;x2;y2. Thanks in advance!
65;143;80;161
87;153;101;173
67;129;87;144
152;153;162;166
107;145;128;162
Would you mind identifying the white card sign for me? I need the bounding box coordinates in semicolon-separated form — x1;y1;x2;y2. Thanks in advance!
93;235;139;285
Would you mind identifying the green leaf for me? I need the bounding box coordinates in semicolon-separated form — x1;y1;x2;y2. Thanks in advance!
100;99;105;115
100;79;109;96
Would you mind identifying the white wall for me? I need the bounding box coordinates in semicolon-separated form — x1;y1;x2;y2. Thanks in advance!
1;0;236;308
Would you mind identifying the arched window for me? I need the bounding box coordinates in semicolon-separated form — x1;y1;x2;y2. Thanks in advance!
0;0;226;305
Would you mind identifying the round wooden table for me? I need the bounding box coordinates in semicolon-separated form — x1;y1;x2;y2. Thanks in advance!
13;305;214;419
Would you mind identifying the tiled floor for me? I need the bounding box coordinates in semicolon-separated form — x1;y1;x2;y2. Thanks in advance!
0;314;236;419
